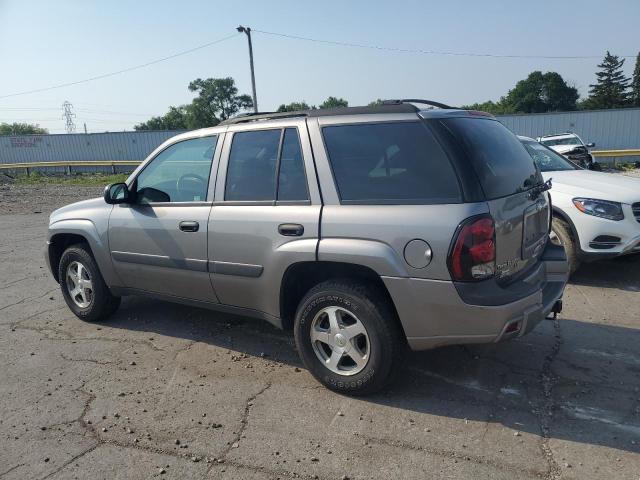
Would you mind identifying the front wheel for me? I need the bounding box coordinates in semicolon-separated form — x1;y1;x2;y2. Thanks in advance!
550;218;580;275
294;280;405;395
58;244;121;322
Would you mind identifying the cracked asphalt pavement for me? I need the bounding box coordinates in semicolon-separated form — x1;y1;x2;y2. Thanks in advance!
1;185;639;479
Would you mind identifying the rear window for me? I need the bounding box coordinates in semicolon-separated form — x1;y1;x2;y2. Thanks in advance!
442;118;542;199
322;122;462;204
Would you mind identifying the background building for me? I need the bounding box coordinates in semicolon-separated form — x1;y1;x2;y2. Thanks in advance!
2;108;640;173
0;130;184;173
497;108;640;151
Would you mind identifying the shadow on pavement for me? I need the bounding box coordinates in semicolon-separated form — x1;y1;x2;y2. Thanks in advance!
570;253;640;291
101;255;640;456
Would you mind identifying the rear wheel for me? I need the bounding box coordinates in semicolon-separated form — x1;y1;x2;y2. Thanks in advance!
294;280;405;395
58;244;121;322
550;218;580;275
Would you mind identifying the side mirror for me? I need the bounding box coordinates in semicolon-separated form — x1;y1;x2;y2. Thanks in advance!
104;183;131;204
586;142;595;148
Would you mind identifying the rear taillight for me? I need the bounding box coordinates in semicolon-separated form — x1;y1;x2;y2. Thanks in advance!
448;215;496;282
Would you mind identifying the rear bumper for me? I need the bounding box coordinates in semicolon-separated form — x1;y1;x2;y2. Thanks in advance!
383;244;568;351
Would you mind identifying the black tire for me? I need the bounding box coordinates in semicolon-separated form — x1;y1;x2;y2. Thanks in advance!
294;279;406;395
551;218;580;275
58;244;121;322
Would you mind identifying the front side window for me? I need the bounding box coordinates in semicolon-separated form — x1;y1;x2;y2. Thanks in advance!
322;122;462;203
135;136;217;203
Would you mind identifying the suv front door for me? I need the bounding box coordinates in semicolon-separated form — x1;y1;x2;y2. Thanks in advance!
109;134;222;302
209;119;322;323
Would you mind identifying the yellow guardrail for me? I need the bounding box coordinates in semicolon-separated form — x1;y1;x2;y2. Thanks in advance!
0;150;637;174
591;149;640;158
0;160;141;174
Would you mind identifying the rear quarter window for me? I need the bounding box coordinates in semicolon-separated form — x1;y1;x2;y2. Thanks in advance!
322;122;462;204
441;118;542;199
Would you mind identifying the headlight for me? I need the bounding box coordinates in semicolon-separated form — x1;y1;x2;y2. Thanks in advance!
572;198;624;221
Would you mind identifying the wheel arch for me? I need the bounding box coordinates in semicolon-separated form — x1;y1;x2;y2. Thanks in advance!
551;207;582;249
48;233;93;283
279;261;404;335
47;220;117;286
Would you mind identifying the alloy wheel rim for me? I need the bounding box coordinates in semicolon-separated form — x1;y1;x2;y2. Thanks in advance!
66;261;93;308
310;306;370;376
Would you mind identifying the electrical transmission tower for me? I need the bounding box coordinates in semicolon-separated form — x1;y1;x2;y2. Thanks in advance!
61;101;76;133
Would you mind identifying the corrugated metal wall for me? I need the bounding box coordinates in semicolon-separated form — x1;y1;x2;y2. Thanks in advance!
497;108;640;150
0;130;185;173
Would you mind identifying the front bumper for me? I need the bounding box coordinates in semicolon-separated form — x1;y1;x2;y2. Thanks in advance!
573;203;640;258
382;245;568;351
44;241;55;279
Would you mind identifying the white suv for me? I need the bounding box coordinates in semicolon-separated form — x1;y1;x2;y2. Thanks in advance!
520;136;640;273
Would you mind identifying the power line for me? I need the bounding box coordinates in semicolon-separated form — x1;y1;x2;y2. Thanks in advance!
0;33;240;100
0;107;155;116
253;29;636;60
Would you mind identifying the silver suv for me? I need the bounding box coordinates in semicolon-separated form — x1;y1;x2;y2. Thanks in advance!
45;100;568;394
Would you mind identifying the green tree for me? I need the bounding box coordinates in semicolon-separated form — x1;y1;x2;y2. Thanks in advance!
187;77;253;126
502;71;579;113
0;122;48;135
277;101;312;112
319;96;348;109
584;51;630;109
631;52;640;107
462;71;578;114
461;99;511;115
135;77;252;130
367;99;384;106
134;106;189;131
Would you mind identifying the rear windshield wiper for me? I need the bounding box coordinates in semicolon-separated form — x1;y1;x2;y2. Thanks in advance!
528;178;552;199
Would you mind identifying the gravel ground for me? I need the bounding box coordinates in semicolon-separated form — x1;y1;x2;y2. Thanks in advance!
1;185;639;479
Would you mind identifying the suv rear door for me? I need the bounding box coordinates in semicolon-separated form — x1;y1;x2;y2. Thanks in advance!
439;116;549;281
208;118;322;323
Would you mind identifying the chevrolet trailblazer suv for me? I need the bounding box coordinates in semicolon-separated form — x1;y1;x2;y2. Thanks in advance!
45;100;568;395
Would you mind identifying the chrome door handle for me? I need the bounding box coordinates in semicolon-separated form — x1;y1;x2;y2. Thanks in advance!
278;223;304;236
179;221;199;232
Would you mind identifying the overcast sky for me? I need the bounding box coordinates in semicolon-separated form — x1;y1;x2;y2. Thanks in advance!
0;0;638;133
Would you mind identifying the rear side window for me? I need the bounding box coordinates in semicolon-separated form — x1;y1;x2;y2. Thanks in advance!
442;118;542;199
277;128;309;201
322;122;462;204
225;130;281;201
225;128;309;202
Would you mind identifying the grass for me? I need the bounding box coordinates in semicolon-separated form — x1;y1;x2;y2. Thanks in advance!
14;172;128;186
613;162;640;171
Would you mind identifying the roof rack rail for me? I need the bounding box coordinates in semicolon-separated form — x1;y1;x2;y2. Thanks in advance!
381;99;455;109
220;111;308;125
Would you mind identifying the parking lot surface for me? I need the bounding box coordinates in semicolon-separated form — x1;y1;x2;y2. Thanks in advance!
1;184;639;479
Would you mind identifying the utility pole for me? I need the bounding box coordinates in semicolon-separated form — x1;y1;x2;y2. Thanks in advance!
237;25;258;113
61;101;76;133
83;122;87;134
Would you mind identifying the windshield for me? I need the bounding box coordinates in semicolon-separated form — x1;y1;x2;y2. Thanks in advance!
521;140;579;172
540;136;581;147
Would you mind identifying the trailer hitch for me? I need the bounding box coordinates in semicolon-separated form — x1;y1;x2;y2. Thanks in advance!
546;299;563;320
